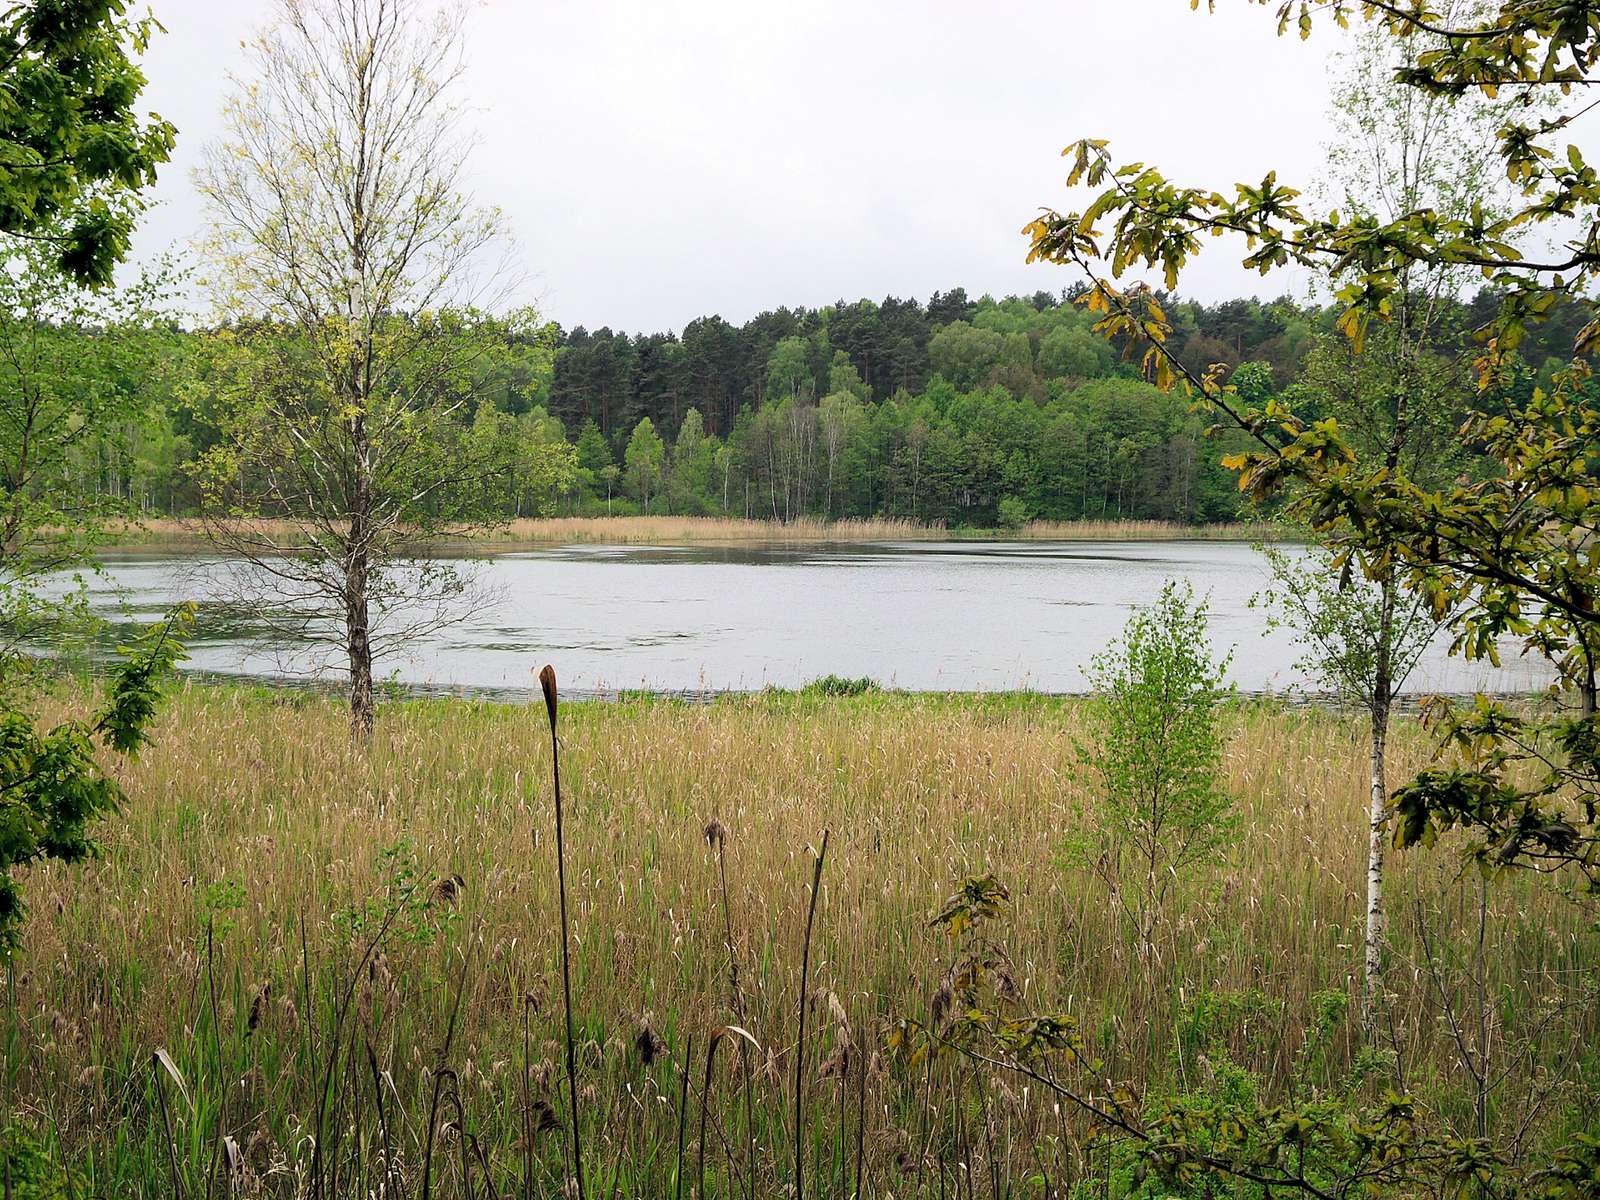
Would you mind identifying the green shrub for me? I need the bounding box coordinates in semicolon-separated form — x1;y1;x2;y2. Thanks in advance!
1;1130;87;1200
801;674;881;697
1068;580;1236;950
997;494;1030;530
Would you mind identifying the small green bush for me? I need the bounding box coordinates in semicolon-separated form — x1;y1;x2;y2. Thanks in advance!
801;674;881;697
997;494;1029;530
1;1130;87;1200
1067;580;1236;950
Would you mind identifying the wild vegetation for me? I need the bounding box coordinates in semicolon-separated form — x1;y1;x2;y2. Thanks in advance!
6;0;1600;1197
96;515;1286;551
5;682;1595;1198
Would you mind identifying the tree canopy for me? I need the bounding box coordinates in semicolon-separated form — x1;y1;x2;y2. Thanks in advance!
0;0;175;284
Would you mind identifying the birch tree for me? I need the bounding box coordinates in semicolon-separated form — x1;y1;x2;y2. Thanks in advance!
1238;8;1514;1038
818;391;863;520
1253;539;1437;1034
193;0;529;737
1301;7;1518;1038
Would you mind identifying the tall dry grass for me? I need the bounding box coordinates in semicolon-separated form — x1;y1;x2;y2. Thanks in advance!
96;514;1285;553
6;685;1594;1196
1014;517;1286;542
475;515;939;545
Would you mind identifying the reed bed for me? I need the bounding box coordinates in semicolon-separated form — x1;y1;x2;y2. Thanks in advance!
5;685;1594;1197
94;515;1284;553
1013;517;1287;542
472;515;940;545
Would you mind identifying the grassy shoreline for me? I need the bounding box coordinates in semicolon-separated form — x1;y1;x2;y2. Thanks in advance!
10;679;1595;1196
162;664;1550;711
95;513;1292;553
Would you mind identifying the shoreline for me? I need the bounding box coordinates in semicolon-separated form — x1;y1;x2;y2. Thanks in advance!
78;667;1554;715
94;513;1294;553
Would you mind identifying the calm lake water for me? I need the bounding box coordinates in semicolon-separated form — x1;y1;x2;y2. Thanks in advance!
73;541;1552;699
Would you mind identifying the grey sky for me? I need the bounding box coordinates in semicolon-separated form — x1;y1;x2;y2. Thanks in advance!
137;0;1345;333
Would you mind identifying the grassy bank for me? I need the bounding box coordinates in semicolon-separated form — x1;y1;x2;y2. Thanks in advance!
6;683;1594;1196
96;514;1289;552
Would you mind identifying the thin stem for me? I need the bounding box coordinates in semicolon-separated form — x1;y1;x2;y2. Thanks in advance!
794;830;830;1200
540;664;587;1200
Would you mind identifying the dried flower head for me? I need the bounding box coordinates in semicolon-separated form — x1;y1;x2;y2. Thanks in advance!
817;1043;851;1080
246;981;271;1036
531;1098;560;1134
704;819;728;848
635;1017;666;1066
429;873;465;906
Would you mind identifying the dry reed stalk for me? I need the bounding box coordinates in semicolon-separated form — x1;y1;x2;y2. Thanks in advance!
794;831;829;1200
94;513;1287;552
540;664;586;1200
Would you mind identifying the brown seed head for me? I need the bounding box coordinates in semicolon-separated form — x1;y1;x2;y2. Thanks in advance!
537;664;558;734
531;1097;560;1133
930;980;954;1029
430;873;465;906
634;1019;666;1067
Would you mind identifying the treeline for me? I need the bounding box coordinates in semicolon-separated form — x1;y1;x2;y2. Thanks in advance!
550;289;1288;524
63;286;1587;529
551;286;1315;440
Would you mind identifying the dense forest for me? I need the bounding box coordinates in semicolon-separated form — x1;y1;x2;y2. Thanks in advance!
69;285;1585;529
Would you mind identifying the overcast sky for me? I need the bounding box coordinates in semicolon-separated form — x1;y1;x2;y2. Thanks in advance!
135;1;1367;333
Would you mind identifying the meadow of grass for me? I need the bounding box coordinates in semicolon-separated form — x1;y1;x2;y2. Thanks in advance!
96;514;1287;553
6;683;1595;1197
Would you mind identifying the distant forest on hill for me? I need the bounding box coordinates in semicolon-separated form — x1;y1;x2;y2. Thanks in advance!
532;285;1584;526
64;285;1590;530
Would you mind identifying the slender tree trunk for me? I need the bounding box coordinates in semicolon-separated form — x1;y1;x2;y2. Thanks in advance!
767;430;779;522
346;407;377;740
346;549;376;739
1363;574;1396;1039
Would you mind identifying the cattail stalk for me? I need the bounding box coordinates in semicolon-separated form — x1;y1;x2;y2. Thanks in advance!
794;830;829;1200
540;664;586;1200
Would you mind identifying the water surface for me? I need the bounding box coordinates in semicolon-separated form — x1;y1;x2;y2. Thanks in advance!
74;540;1552;698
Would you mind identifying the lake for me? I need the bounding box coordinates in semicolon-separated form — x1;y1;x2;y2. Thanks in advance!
71;540;1552;699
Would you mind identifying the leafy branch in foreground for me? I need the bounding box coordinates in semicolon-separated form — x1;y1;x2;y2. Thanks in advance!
0;1;176;284
1029;1;1600;360
0;604;191;951
1025;0;1600;886
1394;694;1600;889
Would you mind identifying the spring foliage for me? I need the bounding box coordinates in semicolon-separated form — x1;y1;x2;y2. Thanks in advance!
1026;0;1600;897
1070;581;1236;944
0;1;174;284
0;606;189;952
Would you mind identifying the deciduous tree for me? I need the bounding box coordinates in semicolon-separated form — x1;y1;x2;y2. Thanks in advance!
194;0;528;737
624;416;665;513
0;240;171;678
0;0;183;958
